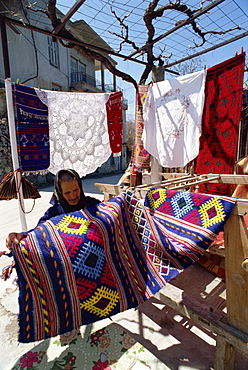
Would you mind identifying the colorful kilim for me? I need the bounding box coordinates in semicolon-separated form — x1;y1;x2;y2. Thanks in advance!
14;84;50;172
106;91;123;155
131;85;151;171
198;252;226;280
13;189;236;343
194;53;245;195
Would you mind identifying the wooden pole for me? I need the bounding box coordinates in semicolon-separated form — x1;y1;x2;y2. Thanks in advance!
150;65;164;184
0;15;27;231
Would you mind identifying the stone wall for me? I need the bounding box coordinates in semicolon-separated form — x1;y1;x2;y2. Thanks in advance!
0;88;12;178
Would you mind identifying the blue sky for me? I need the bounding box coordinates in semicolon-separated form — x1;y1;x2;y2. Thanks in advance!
114;37;247;119
56;0;248;120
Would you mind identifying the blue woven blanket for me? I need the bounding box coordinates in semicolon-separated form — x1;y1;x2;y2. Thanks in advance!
13;189;236;343
15;84;50;172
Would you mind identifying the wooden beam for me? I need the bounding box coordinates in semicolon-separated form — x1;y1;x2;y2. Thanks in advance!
4;18;20;34
127;0;224;59
133;174;195;189
200;174;248;185
2;15;152;67
165;30;248;68
156;282;248;359
53;0;86;34
225;214;248;335
0;15;11;78
215;336;235;370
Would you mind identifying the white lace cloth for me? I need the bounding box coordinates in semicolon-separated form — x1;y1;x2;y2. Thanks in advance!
142;70;207;168
35;89;111;177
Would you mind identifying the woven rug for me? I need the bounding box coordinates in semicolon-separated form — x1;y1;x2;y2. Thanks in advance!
10;322;169;370
14;84;50;173
198;156;248;280
194;52;245;195
106;91;123;156
12;189;236;343
131;85;150;172
198;250;226;280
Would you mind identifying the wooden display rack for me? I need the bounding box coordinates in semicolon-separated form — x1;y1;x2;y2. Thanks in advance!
94;174;248;369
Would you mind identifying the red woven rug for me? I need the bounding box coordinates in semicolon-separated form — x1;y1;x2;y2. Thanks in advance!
131;85;150;172
106;91;123;155
194;53;245;195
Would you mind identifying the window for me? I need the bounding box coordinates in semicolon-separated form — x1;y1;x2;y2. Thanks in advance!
48;37;59;67
78;62;86;74
70;57;86;83
70;57;77;75
78;61;86;82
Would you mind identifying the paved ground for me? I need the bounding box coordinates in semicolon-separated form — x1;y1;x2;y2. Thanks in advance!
0;172;247;369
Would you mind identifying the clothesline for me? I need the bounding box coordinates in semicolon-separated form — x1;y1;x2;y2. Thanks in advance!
3;79;123;231
131;52;246;197
2;52;246;233
14;85;123;177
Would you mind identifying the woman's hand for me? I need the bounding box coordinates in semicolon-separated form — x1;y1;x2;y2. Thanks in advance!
6;232;26;251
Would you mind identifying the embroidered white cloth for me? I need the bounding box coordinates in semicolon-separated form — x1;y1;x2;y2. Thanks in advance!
35;89;111;177
142;70;207;168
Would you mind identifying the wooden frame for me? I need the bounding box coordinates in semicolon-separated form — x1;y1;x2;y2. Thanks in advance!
94;173;248;369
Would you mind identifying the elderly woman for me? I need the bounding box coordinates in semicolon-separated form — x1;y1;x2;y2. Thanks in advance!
6;169;100;250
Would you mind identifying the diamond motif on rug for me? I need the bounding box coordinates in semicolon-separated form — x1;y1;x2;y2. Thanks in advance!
199;198;225;228
56;214;90;235
72;241;105;278
170;192;195;218
81;287;120;317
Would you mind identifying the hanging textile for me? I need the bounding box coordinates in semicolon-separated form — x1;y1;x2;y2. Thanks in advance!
106;91;123;156
11;188;235;343
194;53;246;195
14;84;49;172
35;89;111;177
131;85;151;172
142;70;207;168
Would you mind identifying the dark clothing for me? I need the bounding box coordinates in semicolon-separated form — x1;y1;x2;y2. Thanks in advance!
37;196;101;225
27;168;101;232
53;169;99;213
22;195;100;238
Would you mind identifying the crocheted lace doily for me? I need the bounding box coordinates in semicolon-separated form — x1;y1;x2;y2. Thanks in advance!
35;89;111;177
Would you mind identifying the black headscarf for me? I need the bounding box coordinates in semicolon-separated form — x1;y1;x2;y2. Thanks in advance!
54;169;100;213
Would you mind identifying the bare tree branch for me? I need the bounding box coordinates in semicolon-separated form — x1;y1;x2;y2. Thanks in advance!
190;26;241;48
109;6;139;53
26;2;49;17
27;0;138;89
26;0;242;87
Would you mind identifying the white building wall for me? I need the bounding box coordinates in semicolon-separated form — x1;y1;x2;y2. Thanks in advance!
0;0;96;91
0;26;36;82
0;0;127;181
0;24;69;90
35;32;70;90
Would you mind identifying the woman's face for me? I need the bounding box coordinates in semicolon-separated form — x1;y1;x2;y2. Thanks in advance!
60;179;81;205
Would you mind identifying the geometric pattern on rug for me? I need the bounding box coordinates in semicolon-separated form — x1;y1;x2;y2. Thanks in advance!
194;52;245;195
131;85;151;171
14;84;50;172
12;188;236;343
106;91;123;155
